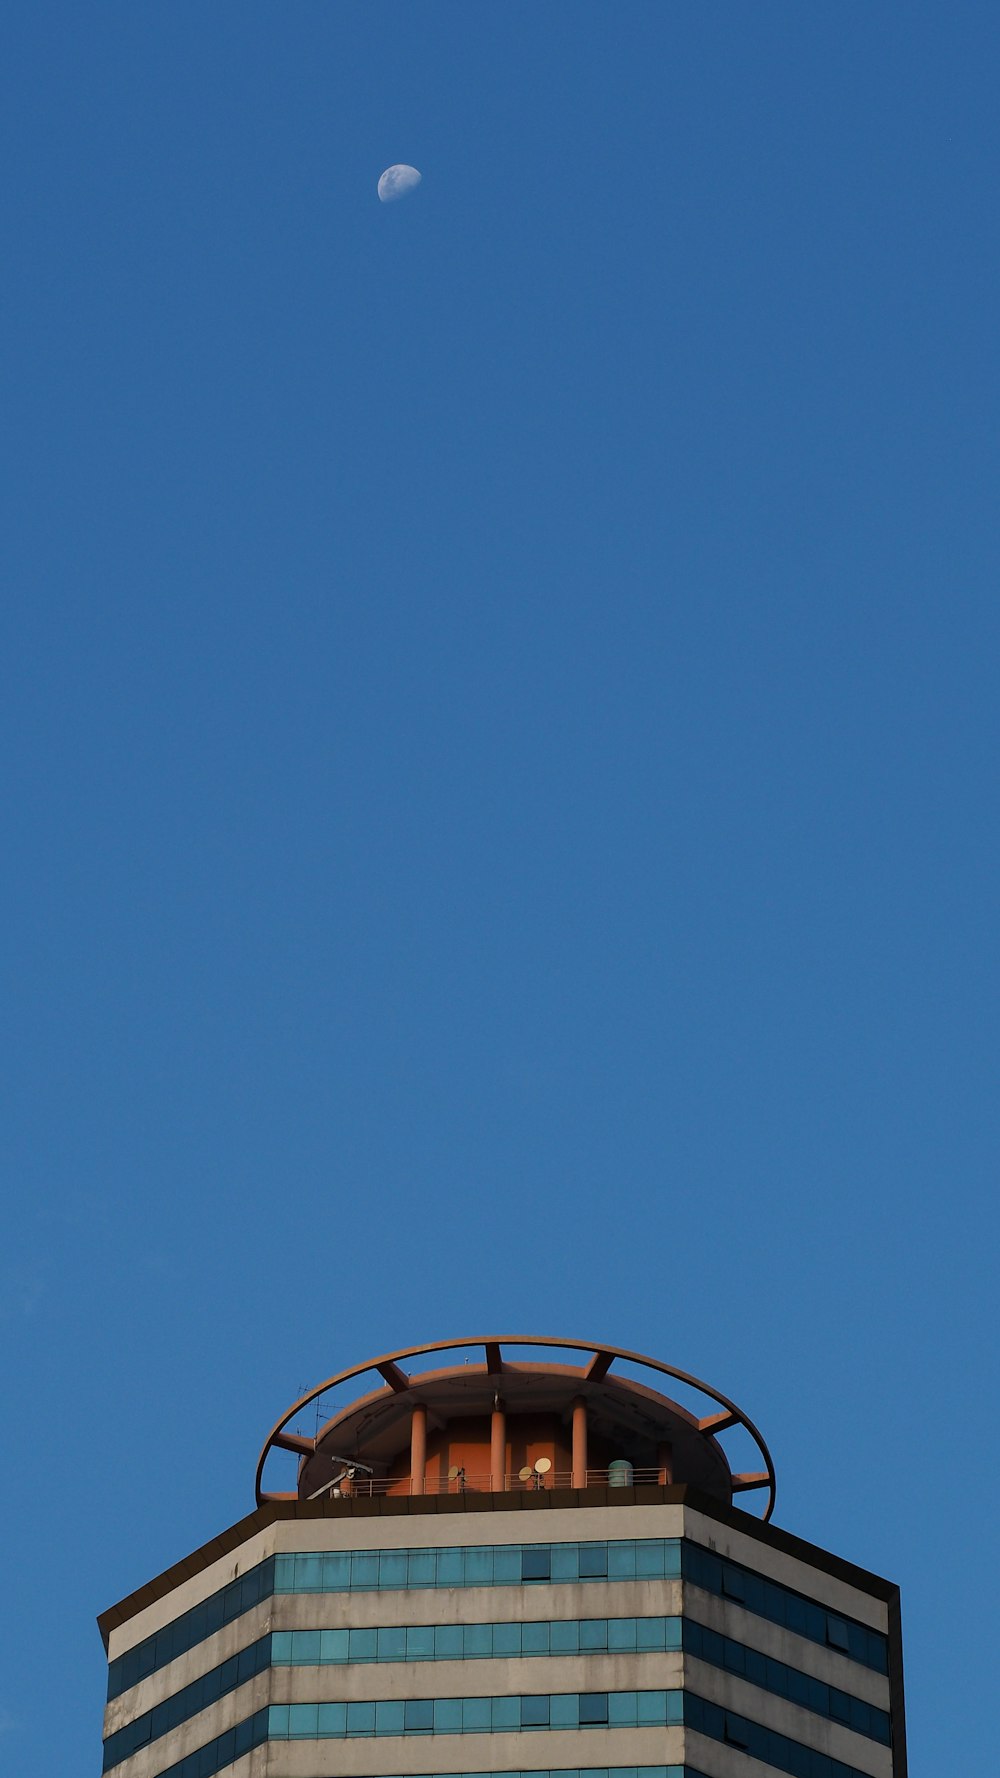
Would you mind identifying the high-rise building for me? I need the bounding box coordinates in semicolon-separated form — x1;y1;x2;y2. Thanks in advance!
98;1336;907;1778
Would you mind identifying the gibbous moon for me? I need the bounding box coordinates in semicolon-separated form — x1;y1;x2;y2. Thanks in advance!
378;164;422;204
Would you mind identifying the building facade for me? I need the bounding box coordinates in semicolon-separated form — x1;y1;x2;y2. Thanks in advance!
98;1337;907;1778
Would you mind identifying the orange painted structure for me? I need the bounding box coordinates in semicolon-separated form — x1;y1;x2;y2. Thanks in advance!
256;1335;776;1519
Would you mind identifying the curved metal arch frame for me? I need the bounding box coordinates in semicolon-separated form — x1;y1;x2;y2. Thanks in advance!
255;1334;776;1521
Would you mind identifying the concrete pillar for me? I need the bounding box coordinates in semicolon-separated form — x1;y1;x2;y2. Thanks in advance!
572;1395;588;1489
658;1441;673;1485
410;1403;427;1496
490;1400;506;1492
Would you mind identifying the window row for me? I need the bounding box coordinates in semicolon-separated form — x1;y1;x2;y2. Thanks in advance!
683;1619;890;1745
686;1691;876;1778
274;1538;681;1595
103;1637;268;1771
267;1690;683;1739
272;1615;681;1667
682;1545;887;1674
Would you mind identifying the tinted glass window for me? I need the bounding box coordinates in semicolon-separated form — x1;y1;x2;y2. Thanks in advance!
521;1696;550;1726
297;1555;324;1592
379;1552;407;1588
521;1548;551;1580
321;1552;350;1589
462;1698;492;1731
579;1692;609;1724
465;1547;493;1584
437;1548;465;1585
374;1700;404;1734
350;1554;378;1588
721;1567;745;1601
407;1550;436;1586
578;1544;608;1577
404;1699;433;1731
492;1545;520;1582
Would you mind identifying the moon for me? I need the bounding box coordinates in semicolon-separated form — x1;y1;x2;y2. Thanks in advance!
378;164;422;204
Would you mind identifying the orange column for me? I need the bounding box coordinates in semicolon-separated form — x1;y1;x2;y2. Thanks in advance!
572;1395;588;1489
657;1441;673;1485
410;1403;427;1496
490;1399;506;1491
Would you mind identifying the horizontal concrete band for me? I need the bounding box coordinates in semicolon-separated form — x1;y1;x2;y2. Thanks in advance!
263;1725;687;1778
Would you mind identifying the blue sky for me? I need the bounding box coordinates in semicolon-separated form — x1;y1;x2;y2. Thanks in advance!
2;5;997;1770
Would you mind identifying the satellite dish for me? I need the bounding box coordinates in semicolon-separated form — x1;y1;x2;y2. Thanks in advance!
447;1465;460;1480
518;1466;533;1482
534;1457;552;1475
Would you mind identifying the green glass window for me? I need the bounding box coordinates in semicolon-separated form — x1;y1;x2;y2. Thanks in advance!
578;1692;609;1724
521;1548;551;1581
521;1695;550;1726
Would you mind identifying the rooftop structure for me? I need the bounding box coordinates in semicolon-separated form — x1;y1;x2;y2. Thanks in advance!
255;1335;776;1516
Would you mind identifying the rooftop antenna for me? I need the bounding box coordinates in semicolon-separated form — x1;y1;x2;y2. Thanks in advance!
309;1394;340;1436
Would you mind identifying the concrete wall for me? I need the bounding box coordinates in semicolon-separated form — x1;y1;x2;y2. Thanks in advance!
263;1723;686;1778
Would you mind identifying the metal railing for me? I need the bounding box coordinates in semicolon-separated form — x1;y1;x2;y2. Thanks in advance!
316;1465;669;1499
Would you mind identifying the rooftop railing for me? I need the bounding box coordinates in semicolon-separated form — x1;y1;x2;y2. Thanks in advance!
314;1464;669;1499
